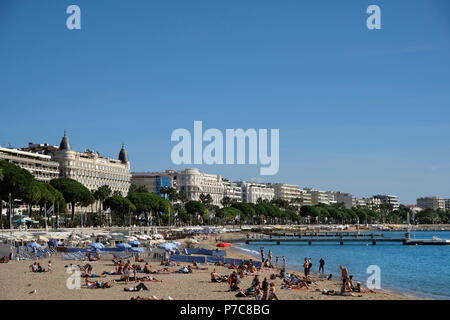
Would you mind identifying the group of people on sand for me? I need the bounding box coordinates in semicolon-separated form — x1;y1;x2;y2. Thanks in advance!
321;265;376;297
29;261;51;273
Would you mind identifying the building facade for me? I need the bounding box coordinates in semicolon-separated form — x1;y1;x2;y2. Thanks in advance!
51;132;131;196
237;181;274;204
327;191;357;209
373;194;399;210
131;171;173;197
222;180;243;203
171;168;224;206
268;183;302;202
304;188;330;205
0;146;60;182
417;197;446;210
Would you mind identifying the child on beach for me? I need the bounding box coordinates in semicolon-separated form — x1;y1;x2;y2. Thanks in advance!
47;261;52;273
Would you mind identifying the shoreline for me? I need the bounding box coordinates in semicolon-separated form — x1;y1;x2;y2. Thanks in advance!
0;232;435;300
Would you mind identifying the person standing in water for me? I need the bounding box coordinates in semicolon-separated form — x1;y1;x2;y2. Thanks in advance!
268;250;273;266
260;247;265;263
319;258;325;274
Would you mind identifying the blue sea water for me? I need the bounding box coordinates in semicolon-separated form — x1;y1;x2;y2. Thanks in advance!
234;231;450;299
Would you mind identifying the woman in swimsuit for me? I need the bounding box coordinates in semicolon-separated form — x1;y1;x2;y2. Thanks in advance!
267;283;279;300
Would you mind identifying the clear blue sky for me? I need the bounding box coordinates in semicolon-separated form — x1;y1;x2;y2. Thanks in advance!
1;0;449;204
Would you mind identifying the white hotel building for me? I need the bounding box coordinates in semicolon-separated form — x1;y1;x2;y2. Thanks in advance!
51;132;131;196
171;168;224;206
237;181;274;204
0;146;60;182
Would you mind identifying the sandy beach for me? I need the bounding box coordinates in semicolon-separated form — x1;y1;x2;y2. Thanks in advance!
0;233;413;300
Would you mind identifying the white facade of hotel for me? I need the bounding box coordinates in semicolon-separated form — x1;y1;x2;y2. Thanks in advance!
237;182;274;204
51;133;131;196
171;168;224;206
222;180;243;203
417;197;446;210
0;146;60;182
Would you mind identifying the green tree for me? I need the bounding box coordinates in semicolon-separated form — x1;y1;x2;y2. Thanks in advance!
128;184;149;195
50;177;95;223
185;200;207;224
0;160;35;223
220;196;233;208
93;185;112;211
105;195;136;226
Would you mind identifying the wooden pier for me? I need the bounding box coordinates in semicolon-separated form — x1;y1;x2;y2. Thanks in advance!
238;231;450;246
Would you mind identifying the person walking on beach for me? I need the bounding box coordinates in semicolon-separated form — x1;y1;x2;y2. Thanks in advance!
319;258;325;274
303;258;309;277
260;247;265;263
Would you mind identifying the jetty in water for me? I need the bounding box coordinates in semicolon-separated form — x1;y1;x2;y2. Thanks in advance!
236;231;450;246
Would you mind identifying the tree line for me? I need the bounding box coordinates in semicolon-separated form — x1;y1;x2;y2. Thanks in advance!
1;160;449;227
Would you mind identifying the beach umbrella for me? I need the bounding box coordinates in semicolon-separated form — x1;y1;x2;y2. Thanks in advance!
169;241;181;246
130;247;144;253
88;242;105;250
116;243;132;249
157;243;178;251
128;240;140;246
27;242;42;249
216;242;232;247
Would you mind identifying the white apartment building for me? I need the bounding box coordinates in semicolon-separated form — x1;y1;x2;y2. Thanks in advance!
445;199;450;211
373;194;399;210
237;181;274;204
171;168;224;206
268;183;302;202
222;180;243;203
417;197;446;210
0;146;60;182
51;132;131;196
327;191;357;209
304;188;329;205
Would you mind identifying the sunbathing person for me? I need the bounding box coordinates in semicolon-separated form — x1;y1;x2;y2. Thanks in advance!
112;256;119;265
135;254;147;263
211;269;221;282
29;262;38;272
0;256;9;263
136;276;162;283
131;296;164;300
123;283;149;292
86;253;99;262
354;283;377;294
192;260;208;270
85;277;113;289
